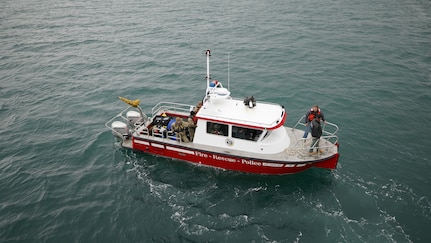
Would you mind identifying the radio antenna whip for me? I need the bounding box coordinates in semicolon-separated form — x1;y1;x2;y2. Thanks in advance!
227;52;230;90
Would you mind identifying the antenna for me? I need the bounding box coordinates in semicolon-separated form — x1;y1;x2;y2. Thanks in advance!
205;50;211;101
206;50;211;88
227;52;230;90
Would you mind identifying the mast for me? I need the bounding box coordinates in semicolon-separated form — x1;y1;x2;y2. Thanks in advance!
204;50;231;101
227;52;230;90
206;49;211;88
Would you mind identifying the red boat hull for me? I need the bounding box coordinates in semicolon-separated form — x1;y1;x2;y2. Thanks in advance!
132;137;339;175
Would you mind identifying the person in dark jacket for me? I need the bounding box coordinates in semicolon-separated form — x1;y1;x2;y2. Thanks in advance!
309;115;323;154
303;105;325;139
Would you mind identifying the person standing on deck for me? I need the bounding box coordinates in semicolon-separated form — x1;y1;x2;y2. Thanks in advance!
187;116;196;142
309;115;323;154
190;101;203;117
171;117;190;142
303;105;325;139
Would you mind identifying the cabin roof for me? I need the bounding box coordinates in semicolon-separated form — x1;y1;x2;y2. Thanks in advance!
195;98;285;129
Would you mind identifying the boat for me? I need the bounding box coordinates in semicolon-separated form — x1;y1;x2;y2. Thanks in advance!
105;50;339;175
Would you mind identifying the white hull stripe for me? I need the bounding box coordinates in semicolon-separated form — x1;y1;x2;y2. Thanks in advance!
166;146;195;155
262;162;284;168
152;143;165;149
284;163;307;167
134;140;150;146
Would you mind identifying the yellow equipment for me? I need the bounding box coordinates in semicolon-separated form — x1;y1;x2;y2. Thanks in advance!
118;97;140;107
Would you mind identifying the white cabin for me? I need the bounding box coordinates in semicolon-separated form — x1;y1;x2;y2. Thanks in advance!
192;96;289;154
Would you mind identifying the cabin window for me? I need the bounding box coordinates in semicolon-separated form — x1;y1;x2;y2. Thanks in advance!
207;122;228;136
232;126;263;141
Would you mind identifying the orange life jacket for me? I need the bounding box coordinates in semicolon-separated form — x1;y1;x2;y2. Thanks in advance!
308;109;321;122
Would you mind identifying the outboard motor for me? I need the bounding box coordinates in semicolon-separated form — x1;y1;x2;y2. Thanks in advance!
111;121;129;139
126;110;142;127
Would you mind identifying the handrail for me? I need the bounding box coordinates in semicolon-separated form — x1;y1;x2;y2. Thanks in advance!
106;104;189;143
105;106;133;139
293;115;339;135
292;115;339;147
151;102;193;118
105;106;132;127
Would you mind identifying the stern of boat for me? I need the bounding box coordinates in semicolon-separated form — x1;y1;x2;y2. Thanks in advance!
287;115;340;170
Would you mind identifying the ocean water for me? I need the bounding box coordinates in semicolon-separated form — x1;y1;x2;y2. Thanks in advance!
1;0;430;242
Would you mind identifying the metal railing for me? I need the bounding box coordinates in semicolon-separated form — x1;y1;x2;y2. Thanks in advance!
106;103;191;143
292;115;339;149
151;102;193;118
148;126;180;141
105;106;135;139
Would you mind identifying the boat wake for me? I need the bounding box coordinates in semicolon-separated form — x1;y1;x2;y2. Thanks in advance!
117;150;427;242
118;149;344;241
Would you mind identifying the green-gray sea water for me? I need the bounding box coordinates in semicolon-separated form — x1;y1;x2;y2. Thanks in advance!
1;0;430;242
